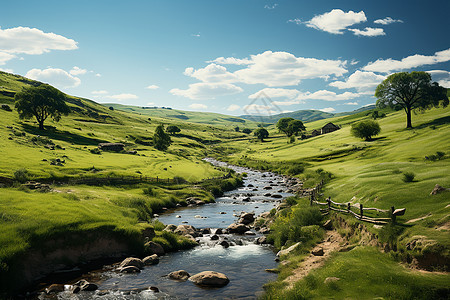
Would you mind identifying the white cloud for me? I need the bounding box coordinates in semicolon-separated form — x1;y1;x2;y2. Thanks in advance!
350;59;359;65
297;90;360;101
348;27;385;37
344;102;358;105
95;73;101;77
427;70;450;87
208;57;252;65
227;104;241;111
234;51;347;86
363;48;450;73
69;66;87;76
0;51;16;65
0;26;77;55
170;82;243;100
26;68;81;89
248;88;299;99
264;4;278;9
191;33;201;37
106;93;138;101
287;18;302;25
374;17;403;25
91;90;108;95
184;63;238;83
305;9;367;34
146;102;155;106
272;100;301;106
319;107;336;113
146;84;160;90
330;70;386;93
189;103;208;109
0;67;14;73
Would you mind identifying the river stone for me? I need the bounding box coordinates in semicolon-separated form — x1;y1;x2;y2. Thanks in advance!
263;186;272;190
244;231;256;235
141;227;156;239
80;282;98;291
259;227;270;234
255;236;267;244
271;194;283;199
202;228;211;234
164;224;177;232
312;247;324;256
145;241;165;256
143;254;159;265
184;234;197;243
276;242;302;257
168;270;191;281
220;240;230;248
189;271;230;287
265;268;280;273
239;212;255;225
120;266;141;273
174;224;196;236
210;234;219;240
149;286;159;293
214;228;224;234
46;284;64;294
119;257;144;269
227;223;250;234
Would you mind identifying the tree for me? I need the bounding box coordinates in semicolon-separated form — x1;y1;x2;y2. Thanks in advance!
153;124;172;150
166;125;181;135
242;128;252;134
14;84;70;130
351;120;381;141
234;126;240;132
254;128;269;142
277;117;306;137
375;72;448;128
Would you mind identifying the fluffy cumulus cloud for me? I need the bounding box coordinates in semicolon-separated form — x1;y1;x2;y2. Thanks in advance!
0;67;14;73
208;57;252;65
427;70;450;87
234;51;347;86
363;48;450;73
320;107;336;113
106;93;139;101
69;66;87;76
227;104;240;111
330;70;386;93
248;88;300;99
348;27;385;37
305;9;367;34
344;102;358;105
170;82;243;100
374;17;403;25
146;84;160;90
184;63;238;83
0;26;77;55
296;90;360;101
26;68;81;89
91;90;108;95
189;103;207;109
0;52;15;65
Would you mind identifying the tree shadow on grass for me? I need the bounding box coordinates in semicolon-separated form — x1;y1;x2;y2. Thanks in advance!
368;136;387;141
415;115;450;129
21;123;109;146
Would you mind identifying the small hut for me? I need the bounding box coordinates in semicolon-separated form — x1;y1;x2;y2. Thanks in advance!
321;122;340;134
311;129;321;137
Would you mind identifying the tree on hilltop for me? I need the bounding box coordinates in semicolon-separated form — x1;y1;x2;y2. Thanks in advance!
276;117;306;137
254;128;269;142
375;72;448;128
154;124;172;150
14;84;71;130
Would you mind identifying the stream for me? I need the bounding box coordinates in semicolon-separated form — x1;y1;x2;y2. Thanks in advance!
35;158;298;299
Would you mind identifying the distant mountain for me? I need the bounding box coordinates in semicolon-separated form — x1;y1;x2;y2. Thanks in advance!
240;106;376;124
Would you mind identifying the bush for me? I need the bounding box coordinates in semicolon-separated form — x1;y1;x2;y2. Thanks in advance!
173;176;187;184
90;148;101;155
242;128;252;134
14;168;29;183
287;165;304;175
143;187;156;196
351;120;381;141
402;172;416;182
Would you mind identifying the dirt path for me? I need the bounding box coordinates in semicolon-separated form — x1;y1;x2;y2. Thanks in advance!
284;230;345;289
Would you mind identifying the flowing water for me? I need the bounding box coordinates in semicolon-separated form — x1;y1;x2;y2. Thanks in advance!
36;158;296;299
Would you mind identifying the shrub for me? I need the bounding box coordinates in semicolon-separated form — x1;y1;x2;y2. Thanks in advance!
173;176;187;184
143;187;156;196
351;120;381;141
14;168;29;183
287;165;304;176
242;128;252;134
90;148;101;155
402;172;415;182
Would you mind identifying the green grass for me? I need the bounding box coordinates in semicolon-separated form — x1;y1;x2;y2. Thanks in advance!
264;246;449;300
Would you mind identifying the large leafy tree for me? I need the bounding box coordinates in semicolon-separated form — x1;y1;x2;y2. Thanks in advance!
153;124;172;151
375;72;448;128
276;117;306;137
351;120;381;141
14;84;71;130
166;125;181;135
254;128;269;142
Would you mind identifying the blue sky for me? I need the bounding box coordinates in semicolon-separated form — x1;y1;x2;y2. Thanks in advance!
1;0;449;116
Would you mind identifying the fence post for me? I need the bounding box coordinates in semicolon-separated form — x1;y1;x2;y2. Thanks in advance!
390;206;396;224
359;203;363;219
310;193;313;206
327;197;331;211
347;202;351;214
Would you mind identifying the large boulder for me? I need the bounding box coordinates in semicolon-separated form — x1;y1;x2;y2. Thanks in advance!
143;254;159;265
164;224;177;232
120;266;141;273
168;270;190;281
227;223;250;234
142;227;156;240
276;242;302;257
239;212;255;225
145;241;165;256
312;247;324;256
119;257;144;269
174;224;196;236
189;271;230;287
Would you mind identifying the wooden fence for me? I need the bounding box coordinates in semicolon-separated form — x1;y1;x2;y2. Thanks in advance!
308;180;405;225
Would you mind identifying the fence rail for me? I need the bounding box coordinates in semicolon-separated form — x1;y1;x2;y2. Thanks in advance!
308;180;405;225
